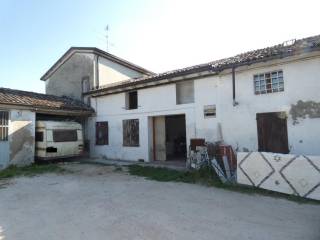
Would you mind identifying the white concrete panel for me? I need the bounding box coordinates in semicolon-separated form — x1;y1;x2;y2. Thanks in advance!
237;152;320;200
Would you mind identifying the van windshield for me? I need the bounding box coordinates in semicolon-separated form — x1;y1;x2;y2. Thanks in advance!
52;130;78;142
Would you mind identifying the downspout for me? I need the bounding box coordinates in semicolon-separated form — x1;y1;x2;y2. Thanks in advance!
93;55;100;89
232;66;238;106
96;55;100;89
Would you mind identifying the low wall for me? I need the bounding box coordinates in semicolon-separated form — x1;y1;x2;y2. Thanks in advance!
237;152;320;200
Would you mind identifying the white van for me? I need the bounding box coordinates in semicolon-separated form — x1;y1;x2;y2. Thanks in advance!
35;121;84;160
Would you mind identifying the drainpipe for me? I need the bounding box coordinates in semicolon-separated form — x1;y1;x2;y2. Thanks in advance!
93;55;99;89
232;66;238;106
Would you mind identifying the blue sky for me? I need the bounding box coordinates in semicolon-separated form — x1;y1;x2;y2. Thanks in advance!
1;0;319;93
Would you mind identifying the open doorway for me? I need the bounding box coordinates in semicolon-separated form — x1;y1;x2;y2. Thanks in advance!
152;114;187;162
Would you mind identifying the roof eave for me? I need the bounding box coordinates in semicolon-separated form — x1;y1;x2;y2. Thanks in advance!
0;102;94;116
86;46;320;96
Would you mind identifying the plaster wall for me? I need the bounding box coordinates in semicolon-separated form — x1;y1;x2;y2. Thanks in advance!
88;55;320;161
88;83;196;162
9;110;35;166
98;57;144;87
194;56;320;155
45;53;94;100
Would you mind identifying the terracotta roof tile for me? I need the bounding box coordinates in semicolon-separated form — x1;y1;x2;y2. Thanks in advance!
0;88;93;113
91;34;320;94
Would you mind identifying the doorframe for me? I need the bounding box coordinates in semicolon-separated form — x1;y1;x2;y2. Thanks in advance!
151;114;187;162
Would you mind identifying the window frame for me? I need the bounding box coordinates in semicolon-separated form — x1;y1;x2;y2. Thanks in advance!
52;129;78;142
123;119;139;147
82;76;90;93
125;91;138;110
254;70;284;95
95;122;109;145
0;111;9;142
204;105;216;118
176;80;195;105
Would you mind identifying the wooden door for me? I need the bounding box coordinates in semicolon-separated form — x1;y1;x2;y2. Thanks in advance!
256;112;289;154
153;116;166;161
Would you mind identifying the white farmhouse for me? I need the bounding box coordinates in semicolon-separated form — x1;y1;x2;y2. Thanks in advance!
41;35;320;164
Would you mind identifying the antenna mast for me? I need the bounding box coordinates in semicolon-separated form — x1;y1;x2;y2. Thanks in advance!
105;25;109;51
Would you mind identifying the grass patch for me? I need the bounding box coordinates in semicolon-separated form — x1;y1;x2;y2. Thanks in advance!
0;164;65;180
128;165;320;204
114;166;123;172
128;165;222;185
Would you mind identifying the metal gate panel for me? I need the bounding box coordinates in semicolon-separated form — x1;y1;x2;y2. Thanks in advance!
0;142;9;169
0;111;9;169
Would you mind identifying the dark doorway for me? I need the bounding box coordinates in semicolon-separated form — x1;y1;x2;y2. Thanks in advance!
165;115;187;160
256;112;289;154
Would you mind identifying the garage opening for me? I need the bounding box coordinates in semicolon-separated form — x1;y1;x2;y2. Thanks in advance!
256;112;289;154
152;114;187;162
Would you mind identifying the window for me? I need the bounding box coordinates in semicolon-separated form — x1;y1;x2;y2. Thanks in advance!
52;130;78;142
176;80;194;104
82;77;90;93
123;119;139;146
96;122;108;145
35;132;44;142
0;111;9;141
254;70;284;95
125;91;138;110
204;105;216;118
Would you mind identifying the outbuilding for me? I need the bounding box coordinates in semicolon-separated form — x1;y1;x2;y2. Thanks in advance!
0;88;93;169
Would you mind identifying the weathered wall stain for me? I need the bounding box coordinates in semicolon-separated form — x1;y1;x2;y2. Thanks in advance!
46;53;94;100
10;125;34;162
289;100;320;124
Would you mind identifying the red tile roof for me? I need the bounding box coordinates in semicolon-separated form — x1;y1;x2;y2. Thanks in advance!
0;88;93;114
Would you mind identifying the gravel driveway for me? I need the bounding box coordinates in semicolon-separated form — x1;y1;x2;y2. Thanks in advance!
0;163;319;240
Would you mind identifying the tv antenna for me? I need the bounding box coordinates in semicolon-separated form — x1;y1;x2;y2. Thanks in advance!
105;25;110;51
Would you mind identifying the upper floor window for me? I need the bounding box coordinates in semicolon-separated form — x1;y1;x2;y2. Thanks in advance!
82;77;90;93
125;91;138;110
254;70;284;95
176;80;195;104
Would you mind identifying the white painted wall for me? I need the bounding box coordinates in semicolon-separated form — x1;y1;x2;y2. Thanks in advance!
98;57;144;86
194;55;320;155
89;53;320;161
88;83;196;161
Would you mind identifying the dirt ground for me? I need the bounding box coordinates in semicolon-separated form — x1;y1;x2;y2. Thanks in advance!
0;163;319;240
